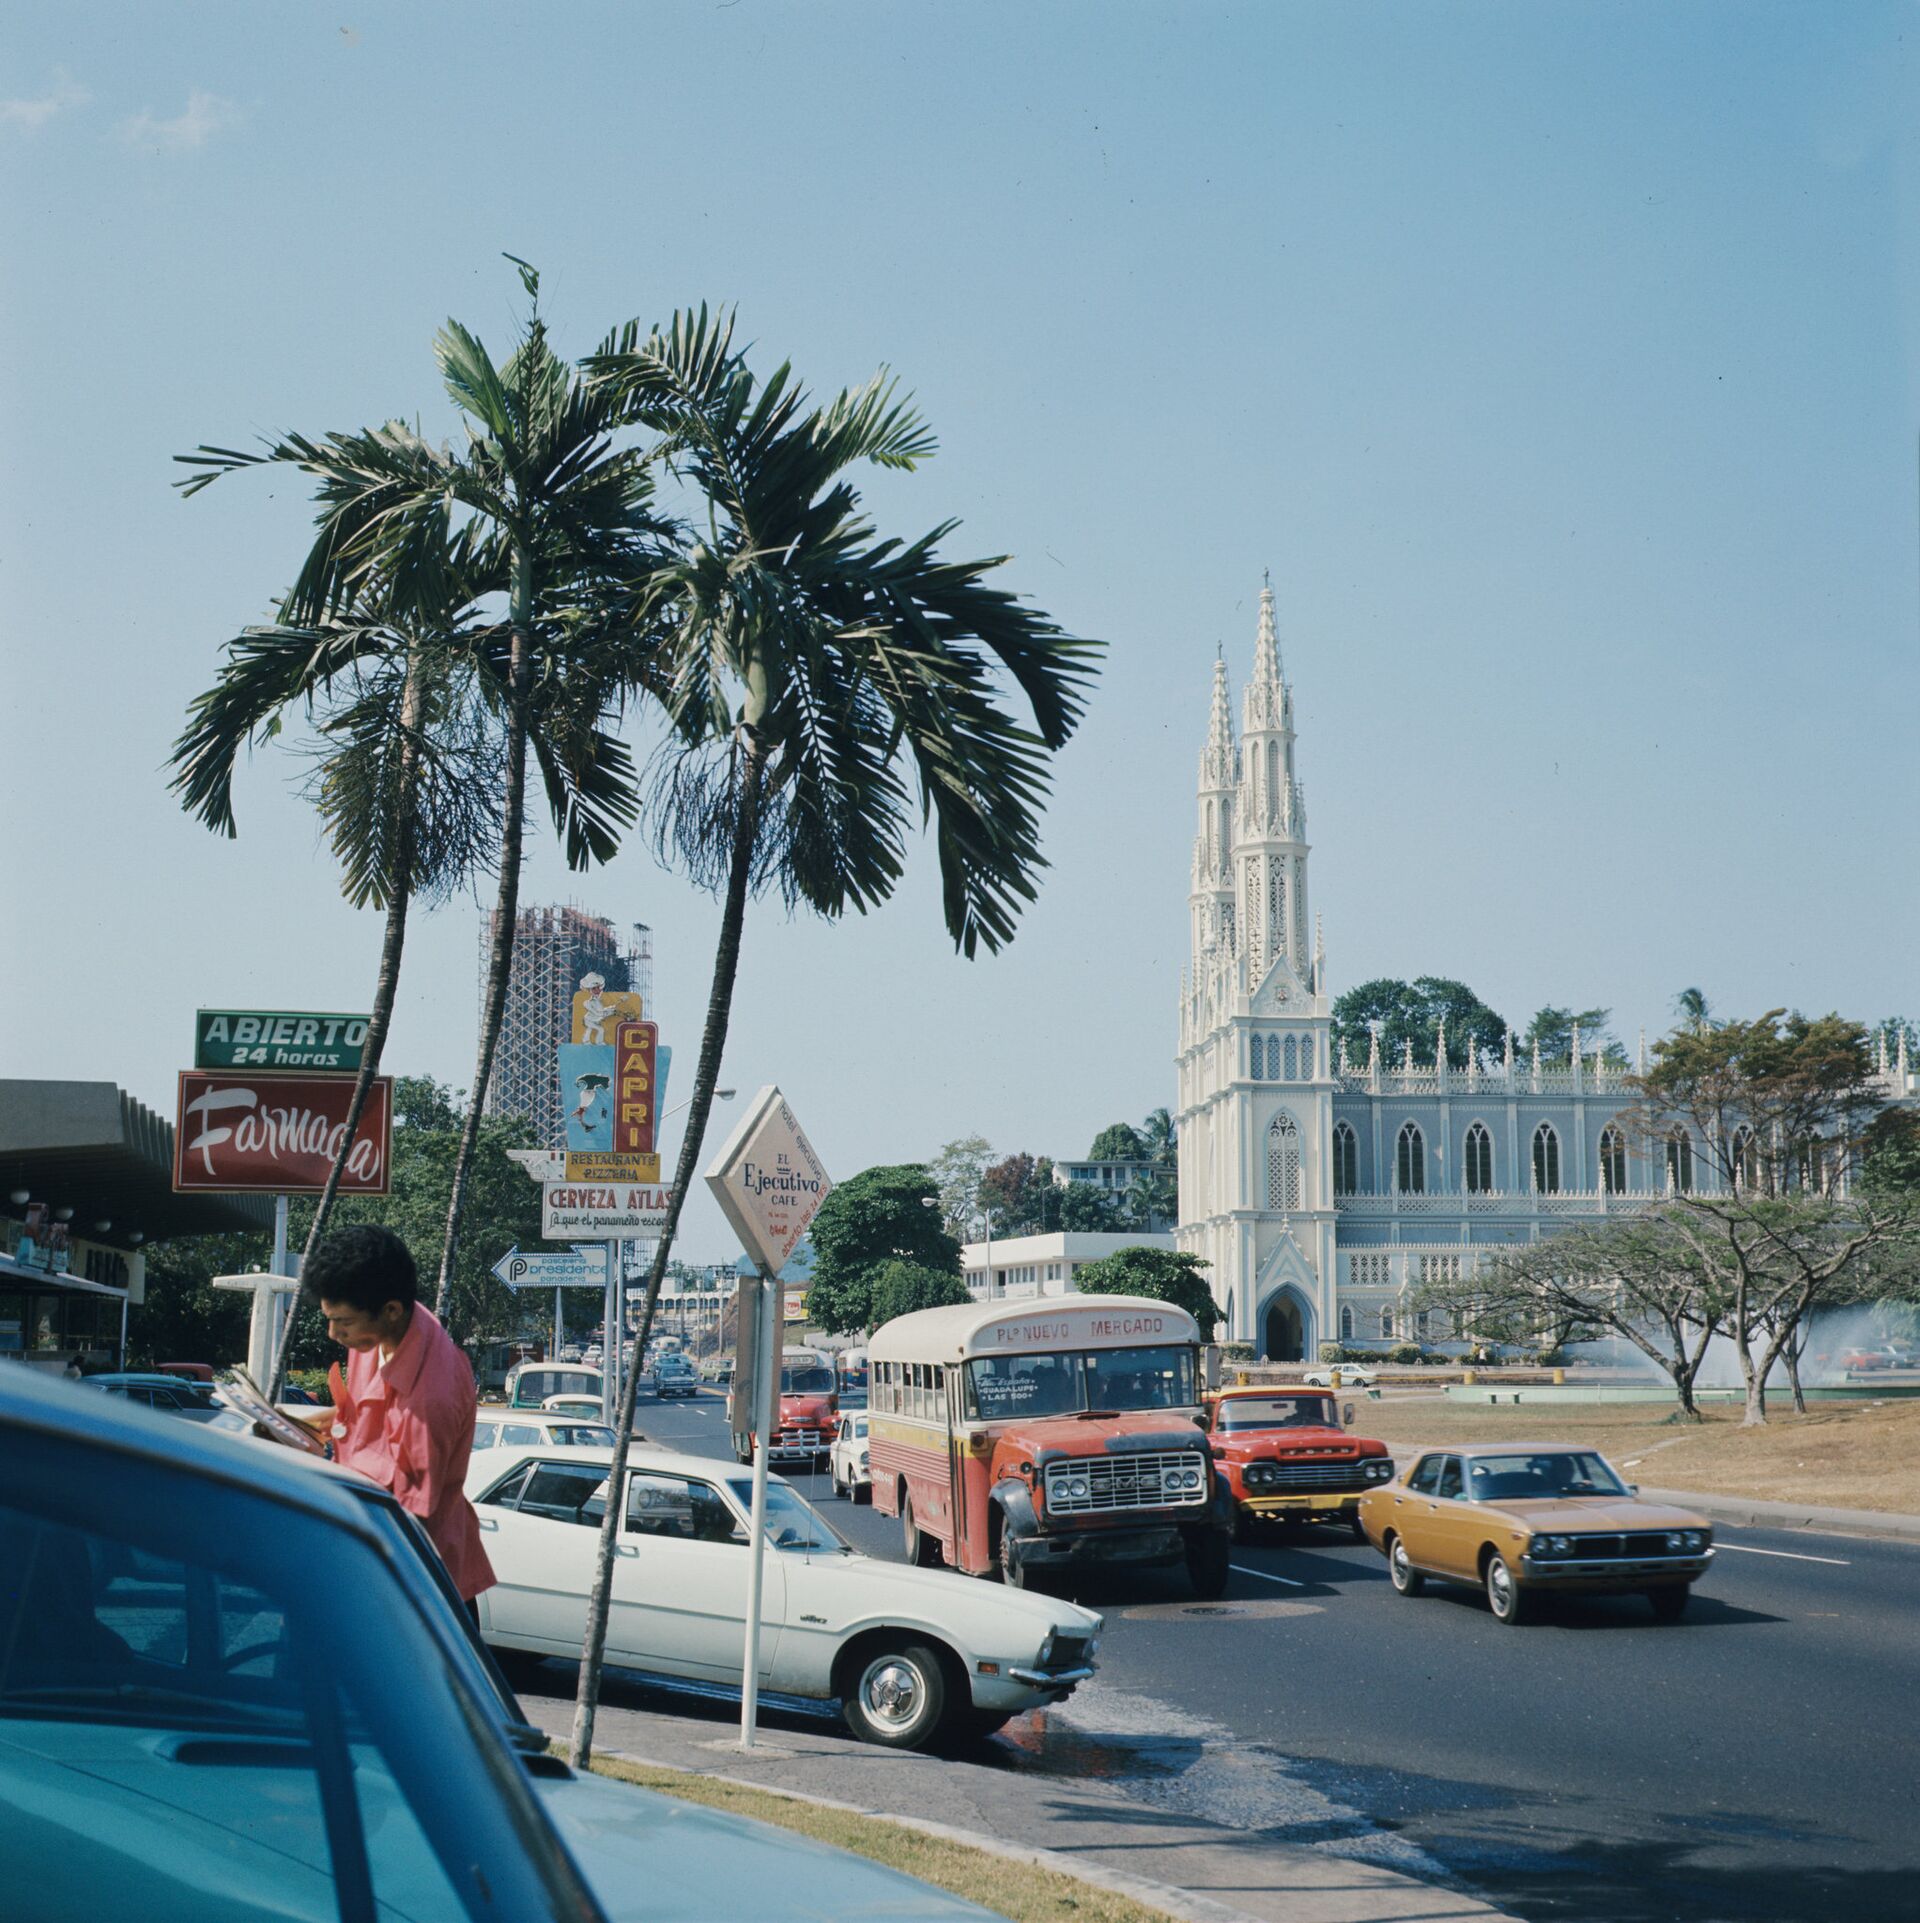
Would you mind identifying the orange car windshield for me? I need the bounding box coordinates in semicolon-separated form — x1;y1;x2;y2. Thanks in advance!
1467;1452;1628;1500
1217;1396;1335;1432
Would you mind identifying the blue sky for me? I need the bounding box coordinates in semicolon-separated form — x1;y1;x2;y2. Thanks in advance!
3;3;1915;1260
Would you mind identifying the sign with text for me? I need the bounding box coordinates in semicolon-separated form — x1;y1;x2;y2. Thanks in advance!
563;1150;662;1183
174;1072;392;1194
613;1018;659;1155
704;1085;831;1276
541;1181;672;1239
195;1010;371;1073
490;1245;610;1291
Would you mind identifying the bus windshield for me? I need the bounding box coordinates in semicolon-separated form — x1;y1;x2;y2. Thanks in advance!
965;1344;1198;1419
781;1364;835;1394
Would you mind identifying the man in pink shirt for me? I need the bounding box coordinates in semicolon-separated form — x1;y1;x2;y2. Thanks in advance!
307;1225;496;1609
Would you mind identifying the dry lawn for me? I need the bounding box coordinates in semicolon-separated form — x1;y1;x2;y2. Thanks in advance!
1356;1391;1920;1514
582;1753;1181;1923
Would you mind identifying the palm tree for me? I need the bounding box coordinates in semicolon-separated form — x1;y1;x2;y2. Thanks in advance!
1140;1106;1178;1168
176;264;672;1317
1675;987;1713;1036
561;322;1101;1766
169;567;503;1312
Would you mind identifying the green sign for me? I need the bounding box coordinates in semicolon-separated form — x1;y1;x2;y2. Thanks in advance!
195;1009;371;1073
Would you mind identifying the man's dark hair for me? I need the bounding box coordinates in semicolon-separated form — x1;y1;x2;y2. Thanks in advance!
304;1224;418;1317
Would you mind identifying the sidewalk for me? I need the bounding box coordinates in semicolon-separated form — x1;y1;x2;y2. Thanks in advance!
520;1693;1515;1923
1638;1485;1920;1543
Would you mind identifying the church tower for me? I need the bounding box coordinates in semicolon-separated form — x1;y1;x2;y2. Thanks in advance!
1177;580;1338;1360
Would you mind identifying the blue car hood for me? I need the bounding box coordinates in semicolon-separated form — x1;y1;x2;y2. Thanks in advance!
534;1765;995;1923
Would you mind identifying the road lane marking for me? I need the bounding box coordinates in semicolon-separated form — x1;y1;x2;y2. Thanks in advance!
1716;1543;1850;1565
1230;1563;1307;1587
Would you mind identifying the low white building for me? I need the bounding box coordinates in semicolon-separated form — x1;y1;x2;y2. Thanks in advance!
960;1230;1178;1301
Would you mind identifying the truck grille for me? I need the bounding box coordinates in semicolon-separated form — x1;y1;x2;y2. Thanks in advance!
772;1427;825;1454
1044;1452;1208;1515
1247;1461;1369;1493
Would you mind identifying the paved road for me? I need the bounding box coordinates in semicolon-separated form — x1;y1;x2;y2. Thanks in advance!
564;1388;1920;1923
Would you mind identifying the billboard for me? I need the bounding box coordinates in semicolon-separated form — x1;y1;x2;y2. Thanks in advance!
571;980;645;1045
195;1009;371;1073
703;1085;831;1276
174;1072;392;1194
541;1181;672;1238
613;1019;659;1155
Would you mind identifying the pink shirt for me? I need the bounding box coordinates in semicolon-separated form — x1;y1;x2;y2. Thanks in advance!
336;1303;496;1602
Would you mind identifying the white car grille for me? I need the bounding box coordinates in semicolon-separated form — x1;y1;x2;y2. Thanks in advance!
1044;1452;1208;1515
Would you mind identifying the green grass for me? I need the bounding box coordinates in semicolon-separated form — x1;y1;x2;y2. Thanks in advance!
578;1750;1182;1923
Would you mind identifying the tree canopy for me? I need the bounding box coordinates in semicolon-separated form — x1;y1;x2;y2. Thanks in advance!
804;1164;960;1334
1331;976;1509;1070
1073;1246;1220;1336
868;1259;972;1328
1087;1122;1146;1161
1523;1004;1625;1065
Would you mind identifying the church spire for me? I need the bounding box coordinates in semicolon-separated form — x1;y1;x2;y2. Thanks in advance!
1204;648;1235;776
1254;571;1283;689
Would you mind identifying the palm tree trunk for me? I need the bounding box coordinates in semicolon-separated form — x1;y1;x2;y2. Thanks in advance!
269;651;423;1394
570;732;766;1770
438;602;533;1326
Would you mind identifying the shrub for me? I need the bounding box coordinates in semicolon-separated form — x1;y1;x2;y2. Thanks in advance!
1389;1343;1424;1366
1319;1342;1346;1364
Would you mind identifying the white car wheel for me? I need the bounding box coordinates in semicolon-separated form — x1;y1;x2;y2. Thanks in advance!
842;1641;948;1749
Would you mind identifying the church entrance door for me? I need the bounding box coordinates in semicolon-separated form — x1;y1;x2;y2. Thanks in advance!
1263;1294;1305;1363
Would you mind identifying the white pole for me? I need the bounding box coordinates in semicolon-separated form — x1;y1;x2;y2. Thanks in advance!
740;1267;777;1750
265;1194;294;1389
555;1284;565;1360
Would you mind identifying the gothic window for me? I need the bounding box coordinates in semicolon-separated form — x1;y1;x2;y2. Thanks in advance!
1249;1033;1265;1081
1268;865;1286;959
1243;858;1261;974
1266;739;1279;811
1600;1126;1627;1195
1267;1111;1303;1211
1531;1123;1561;1195
1282;1033;1298;1081
1395;1122;1426;1194
1333;1122;1358;1196
1464;1122;1494;1193
1348;1252;1392;1289
1730;1126;1758;1190
1339;1305;1355;1340
1666;1130;1694;1194
1379;1305;1395;1340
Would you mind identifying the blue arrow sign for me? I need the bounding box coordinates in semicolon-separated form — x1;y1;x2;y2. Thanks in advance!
490;1245;610;1291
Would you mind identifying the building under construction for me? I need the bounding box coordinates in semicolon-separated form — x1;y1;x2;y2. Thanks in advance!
481;906;652;1146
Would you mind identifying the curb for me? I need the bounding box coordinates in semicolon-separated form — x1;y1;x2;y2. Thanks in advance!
1639;1486;1920;1544
596;1744;1282;1923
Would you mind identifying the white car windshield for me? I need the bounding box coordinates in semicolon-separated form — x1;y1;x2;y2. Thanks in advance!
966;1344;1198;1418
726;1479;849;1553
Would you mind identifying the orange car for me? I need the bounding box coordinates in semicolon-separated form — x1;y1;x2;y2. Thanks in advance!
1357;1442;1714;1624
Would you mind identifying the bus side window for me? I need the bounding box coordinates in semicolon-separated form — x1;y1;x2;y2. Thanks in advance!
933;1364;945;1416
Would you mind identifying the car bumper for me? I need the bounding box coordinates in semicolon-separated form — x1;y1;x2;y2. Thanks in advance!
1238;1492;1366;1519
1013;1523;1191;1570
1519;1549;1714;1589
969;1663;1097;1712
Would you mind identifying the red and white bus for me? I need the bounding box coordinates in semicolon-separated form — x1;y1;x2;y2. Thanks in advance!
868;1295;1232;1597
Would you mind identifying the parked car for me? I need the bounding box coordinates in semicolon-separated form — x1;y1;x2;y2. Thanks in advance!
656;1354;700;1400
475;1410;642;1452
3;1352;996;1923
1202;1386;1394;1539
829;1410;872;1502
1300;1362;1379;1388
151;1360;215;1383
505;1361;604;1410
1358;1443;1714;1624
79;1372;247;1429
467;1441;1102;1748
545;1393;610;1419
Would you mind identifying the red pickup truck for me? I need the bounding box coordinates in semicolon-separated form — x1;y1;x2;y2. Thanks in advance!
1202;1385;1395;1539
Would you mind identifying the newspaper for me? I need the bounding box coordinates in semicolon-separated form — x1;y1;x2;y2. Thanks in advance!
220;1368;332;1456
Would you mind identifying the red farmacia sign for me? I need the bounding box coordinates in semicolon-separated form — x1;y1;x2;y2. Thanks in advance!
173;1072;393;1194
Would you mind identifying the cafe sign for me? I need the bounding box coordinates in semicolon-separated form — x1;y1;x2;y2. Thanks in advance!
174;1072;392;1194
196;1010;371;1073
703;1085;831;1276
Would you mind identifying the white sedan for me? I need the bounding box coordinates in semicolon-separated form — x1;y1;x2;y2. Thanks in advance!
466;1443;1101;1749
828;1411;871;1503
1300;1362;1379;1388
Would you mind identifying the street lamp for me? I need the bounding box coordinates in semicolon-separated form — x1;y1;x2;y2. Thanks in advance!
662;1088;735;1124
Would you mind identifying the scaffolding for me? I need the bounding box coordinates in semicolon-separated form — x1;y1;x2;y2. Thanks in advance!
480;906;653;1147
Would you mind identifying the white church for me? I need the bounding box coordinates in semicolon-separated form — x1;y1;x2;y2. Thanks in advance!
1174;583;1916;1361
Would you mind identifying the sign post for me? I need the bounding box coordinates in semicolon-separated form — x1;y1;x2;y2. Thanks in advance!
704;1086;832;1750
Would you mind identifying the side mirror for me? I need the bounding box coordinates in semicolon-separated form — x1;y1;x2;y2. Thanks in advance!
1627;1483;1639;1496
1191;1412;1209;1430
1342;1402;1356;1426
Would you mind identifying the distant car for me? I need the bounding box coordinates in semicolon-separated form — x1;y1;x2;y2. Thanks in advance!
829;1410;871;1502
1300;1362;1378;1388
80;1373;243;1427
655;1355;699;1400
701;1355;736;1385
152;1360;215;1383
1837;1345;1917;1372
544;1393;609;1419
560;1344;584;1363
1358;1443;1714;1624
467;1441;1102;1747
475;1410;644;1452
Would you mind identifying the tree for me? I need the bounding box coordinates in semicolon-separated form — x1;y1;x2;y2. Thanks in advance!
170;571;503;1300
127;1231;270;1369
1139;1107;1177;1168
1633;1009;1914;1422
980;1152;1053;1233
1060;1183;1123;1232
564;319;1099;1767
805;1165;959;1334
1523;1005;1624;1066
1088;1122;1145;1161
177;260;670;1328
1674;987;1714;1035
1073;1246;1220;1336
929;1134;994;1240
1120;1166;1178;1232
1331;976;1509;1071
1412;1215;1725;1416
868;1259;972;1327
